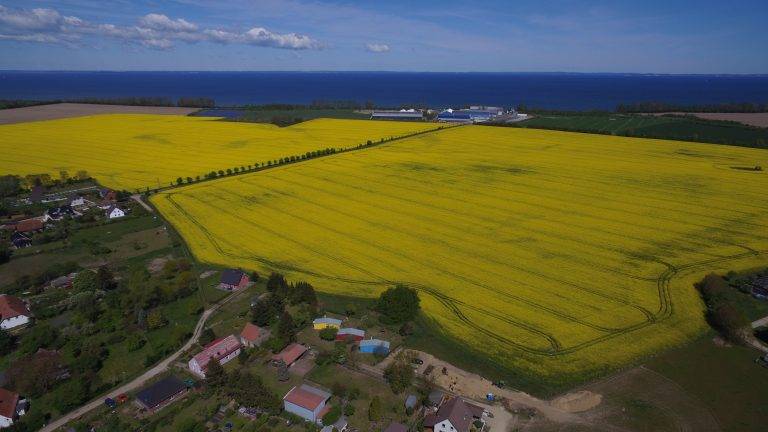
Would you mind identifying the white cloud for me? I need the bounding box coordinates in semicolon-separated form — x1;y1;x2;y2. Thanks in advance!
244;27;321;50
366;43;390;53
0;5;321;51
139;13;198;33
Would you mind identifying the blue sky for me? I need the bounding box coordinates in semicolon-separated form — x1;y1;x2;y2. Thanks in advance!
0;0;766;73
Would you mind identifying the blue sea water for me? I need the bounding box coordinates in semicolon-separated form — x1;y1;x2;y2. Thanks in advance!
0;71;767;110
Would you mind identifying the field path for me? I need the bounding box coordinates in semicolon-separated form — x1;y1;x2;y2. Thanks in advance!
39;288;248;432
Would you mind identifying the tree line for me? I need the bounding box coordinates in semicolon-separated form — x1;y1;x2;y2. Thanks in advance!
0;97;215;110
617;101;768;113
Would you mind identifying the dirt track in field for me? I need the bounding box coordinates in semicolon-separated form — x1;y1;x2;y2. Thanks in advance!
0;103;199;124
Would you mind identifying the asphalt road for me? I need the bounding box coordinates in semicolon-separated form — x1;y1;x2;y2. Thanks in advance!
40;289;243;432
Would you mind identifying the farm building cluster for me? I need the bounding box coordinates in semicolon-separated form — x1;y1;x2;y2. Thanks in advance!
2;186;128;251
370;105;526;124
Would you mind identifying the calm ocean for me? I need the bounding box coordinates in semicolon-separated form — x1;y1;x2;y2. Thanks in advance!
1;71;767;110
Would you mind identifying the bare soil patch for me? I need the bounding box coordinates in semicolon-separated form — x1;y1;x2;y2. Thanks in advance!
0;103;199;124
649;112;768;128
551;391;602;413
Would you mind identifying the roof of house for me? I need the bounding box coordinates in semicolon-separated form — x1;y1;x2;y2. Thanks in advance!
106;205;123;214
192;334;242;371
0;388;19;419
423;398;483;431
336;327;365;337
283;384;331;411
0;295;31;321
383;422;409;432
313;317;342;326
135;376;187;409
271;343;307;365
15;218;43;232
359;338;390;349
428;390;445;406
220;269;245;285
240;322;264;342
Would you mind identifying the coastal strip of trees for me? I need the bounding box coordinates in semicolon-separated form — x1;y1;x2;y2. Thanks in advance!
617;102;768;113
0;97;215;109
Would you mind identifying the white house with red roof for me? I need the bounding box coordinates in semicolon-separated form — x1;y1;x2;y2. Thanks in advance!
0;388;26;428
188;334;242;378
0;295;32;330
283;384;332;423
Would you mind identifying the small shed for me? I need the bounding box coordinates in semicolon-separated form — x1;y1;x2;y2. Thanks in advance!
271;343;308;367
335;327;365;342
313;316;342;330
428;390;445;407
359;338;390;355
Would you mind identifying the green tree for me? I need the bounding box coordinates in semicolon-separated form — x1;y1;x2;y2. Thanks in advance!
322;405;342;425
251;299;274;327
176;418;204;432
176;177;183;185
95;266;115;290
72;270;98;292
276;311;296;344
0;328;14;355
368;396;383;421
383;358;414;394
146;309;168;330
0;244;10;264
205;358;226;390
319;327;337;341
199;328;216;346
376;284;420;324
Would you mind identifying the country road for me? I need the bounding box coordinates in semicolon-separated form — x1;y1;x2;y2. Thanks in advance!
40;288;245;432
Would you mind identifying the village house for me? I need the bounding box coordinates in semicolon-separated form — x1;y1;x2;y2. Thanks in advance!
69;196;86;207
188;335;242;378
13;219;44;234
239;322;270;348
283;384;332;423
359;338;390;355
48;272;78;290
99;189;118;202
271;343;308;368
10;232;31;249
0;295;32;330
0;388;27;428
423;397;485;432
312;316;342;330
44;205;76;222
105;205;125;219
335;327;365;342
320;416;348;432
135;376;188;414
219;269;250;291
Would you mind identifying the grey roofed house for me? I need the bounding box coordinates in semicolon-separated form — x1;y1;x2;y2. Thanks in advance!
10;232;31;249
424;397;484;432
135;376;187;411
220;268;246;285
383;422;409;432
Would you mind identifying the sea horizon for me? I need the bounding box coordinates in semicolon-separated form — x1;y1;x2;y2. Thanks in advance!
2;71;768;110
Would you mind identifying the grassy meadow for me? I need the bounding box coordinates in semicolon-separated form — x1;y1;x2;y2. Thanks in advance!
151;125;768;390
0;114;437;191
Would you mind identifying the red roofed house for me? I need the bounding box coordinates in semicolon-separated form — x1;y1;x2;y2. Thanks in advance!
335;327;365;342
188;335;242;378
0;388;27;428
423;397;485;432
14;219;44;234
271;343;308;368
283;384;332;423
240;322;270;348
0;295;32;330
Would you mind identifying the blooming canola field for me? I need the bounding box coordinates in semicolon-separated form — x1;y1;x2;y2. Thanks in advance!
0;114;438;191
152;125;768;388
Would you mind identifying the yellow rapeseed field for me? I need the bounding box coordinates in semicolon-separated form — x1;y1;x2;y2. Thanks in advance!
152;125;768;388
0;114;438;191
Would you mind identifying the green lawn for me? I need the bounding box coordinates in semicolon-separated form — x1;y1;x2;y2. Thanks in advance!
647;336;768;432
510;114;768;148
